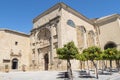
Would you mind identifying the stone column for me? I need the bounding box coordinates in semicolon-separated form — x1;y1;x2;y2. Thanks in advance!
84;33;87;48
117;18;120;27
34;31;39;69
94;32;97;46
37;48;40;69
56;18;62;48
50;24;54;69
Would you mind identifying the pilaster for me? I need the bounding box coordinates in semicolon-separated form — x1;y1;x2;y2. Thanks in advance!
34;31;39;68
50;24;54;69
84;33;87;48
117;18;120;27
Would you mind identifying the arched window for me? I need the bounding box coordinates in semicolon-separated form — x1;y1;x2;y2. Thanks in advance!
88;30;95;46
67;19;75;27
77;26;86;49
79;26;86;44
37;28;51;45
104;41;117;50
80;26;86;36
37;28;50;40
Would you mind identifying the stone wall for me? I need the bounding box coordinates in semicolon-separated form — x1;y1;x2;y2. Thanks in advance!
0;30;30;72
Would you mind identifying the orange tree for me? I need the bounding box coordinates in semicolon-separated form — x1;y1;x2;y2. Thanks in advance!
104;48;118;73
57;41;79;80
81;46;102;79
76;53;87;71
115;50;120;71
100;51;108;73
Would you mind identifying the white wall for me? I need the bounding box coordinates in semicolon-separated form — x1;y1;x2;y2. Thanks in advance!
99;19;120;50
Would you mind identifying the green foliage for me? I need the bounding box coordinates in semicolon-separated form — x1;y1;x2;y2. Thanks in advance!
82;46;102;61
103;48;118;60
76;53;86;61
57;41;79;60
116;51;120;60
100;52;107;60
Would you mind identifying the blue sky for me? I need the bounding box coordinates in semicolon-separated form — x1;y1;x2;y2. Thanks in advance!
0;0;120;34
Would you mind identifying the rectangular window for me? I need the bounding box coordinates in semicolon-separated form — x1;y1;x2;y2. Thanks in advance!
3;59;10;63
32;49;35;54
38;48;40;54
15;41;18;45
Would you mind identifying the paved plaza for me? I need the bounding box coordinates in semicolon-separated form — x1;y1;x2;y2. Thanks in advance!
0;70;120;80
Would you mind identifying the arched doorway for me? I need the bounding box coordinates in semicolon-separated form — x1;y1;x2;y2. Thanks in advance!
104;41;117;50
12;58;18;69
44;54;49;70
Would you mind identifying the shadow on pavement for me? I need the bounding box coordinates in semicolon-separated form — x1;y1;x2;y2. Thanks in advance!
57;72;69;79
76;70;95;78
98;72;112;75
79;75;95;78
98;68;119;75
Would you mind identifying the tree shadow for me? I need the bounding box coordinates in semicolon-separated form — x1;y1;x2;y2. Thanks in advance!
79;75;95;78
98;72;112;75
110;69;119;73
57;72;69;79
98;68;118;75
76;70;95;78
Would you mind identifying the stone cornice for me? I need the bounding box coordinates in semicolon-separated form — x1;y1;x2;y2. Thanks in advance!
31;16;60;33
95;14;120;26
0;28;30;37
33;2;93;24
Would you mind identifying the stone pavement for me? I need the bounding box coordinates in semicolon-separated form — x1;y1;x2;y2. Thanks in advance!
0;70;120;80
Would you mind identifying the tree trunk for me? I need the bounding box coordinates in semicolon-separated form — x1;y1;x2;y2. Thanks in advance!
116;60;118;70
103;60;107;70
80;61;82;70
92;60;98;79
105;60;107;69
110;60;112;74
67;59;73;80
101;60;104;74
118;60;120;71
87;60;90;75
101;60;106;74
83;61;85;70
90;61;93;70
116;60;119;71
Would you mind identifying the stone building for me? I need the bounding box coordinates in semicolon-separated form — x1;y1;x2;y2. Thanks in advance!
94;14;120;50
0;2;120;71
0;29;30;71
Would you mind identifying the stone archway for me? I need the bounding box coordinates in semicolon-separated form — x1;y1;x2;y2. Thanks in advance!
44;53;49;70
37;28;51;70
76;26;86;49
37;28;51;42
12;58;18;69
104;41;117;50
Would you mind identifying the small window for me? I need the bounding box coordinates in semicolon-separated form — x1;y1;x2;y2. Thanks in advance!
15;41;18;45
32;49;35;54
32;43;35;46
37;48;40;54
5;65;9;69
80;26;86;33
67;20;75;27
3;59;10;63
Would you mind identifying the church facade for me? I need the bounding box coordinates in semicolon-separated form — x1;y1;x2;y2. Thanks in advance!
0;3;120;72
